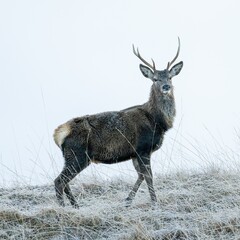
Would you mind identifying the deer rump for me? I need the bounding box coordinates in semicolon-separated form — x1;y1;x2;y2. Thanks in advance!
59;107;165;165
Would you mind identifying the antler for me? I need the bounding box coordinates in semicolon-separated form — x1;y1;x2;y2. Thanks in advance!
166;37;181;70
132;44;156;71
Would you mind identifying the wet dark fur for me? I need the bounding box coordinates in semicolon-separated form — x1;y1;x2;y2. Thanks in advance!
64;105;168;164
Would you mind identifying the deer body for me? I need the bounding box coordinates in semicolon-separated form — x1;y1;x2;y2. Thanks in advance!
54;40;183;207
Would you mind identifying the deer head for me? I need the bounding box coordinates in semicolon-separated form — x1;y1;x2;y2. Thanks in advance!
133;38;183;96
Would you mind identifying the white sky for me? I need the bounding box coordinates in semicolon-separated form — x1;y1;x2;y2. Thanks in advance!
1;0;240;186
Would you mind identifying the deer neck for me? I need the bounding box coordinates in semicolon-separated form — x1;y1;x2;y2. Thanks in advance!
144;85;176;129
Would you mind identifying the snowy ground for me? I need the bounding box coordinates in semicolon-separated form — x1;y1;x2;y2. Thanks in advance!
1;168;240;239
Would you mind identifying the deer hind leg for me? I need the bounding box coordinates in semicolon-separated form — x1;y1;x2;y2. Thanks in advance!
64;183;78;207
54;147;89;207
125;158;144;206
54;166;79;207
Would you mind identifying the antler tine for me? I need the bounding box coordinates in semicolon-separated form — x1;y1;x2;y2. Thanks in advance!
167;37;181;70
132;44;156;71
151;58;156;70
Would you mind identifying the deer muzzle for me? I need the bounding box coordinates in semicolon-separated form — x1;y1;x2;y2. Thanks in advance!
162;84;171;94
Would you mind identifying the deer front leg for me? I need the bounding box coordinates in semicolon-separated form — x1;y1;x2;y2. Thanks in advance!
125;158;144;206
126;176;144;206
138;155;157;204
143;165;157;203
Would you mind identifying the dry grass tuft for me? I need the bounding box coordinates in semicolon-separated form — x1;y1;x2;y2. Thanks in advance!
1;168;240;239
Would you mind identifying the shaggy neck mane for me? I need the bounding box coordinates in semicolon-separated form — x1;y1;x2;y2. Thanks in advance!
145;85;176;129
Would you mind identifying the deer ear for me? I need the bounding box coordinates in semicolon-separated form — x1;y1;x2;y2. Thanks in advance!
139;64;154;79
169;61;183;78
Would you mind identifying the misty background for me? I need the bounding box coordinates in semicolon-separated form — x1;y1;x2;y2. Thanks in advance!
0;0;240;186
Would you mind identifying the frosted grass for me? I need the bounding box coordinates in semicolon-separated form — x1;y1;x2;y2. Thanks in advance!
1;168;240;239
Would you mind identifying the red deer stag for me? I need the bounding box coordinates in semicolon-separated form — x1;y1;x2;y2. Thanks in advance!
53;39;183;207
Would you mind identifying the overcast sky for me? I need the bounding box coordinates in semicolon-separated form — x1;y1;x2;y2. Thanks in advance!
1;0;240;186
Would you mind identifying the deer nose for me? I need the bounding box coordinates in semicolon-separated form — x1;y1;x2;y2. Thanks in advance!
162;84;171;92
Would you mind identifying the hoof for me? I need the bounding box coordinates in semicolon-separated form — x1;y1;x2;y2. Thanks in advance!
57;198;65;207
125;197;132;207
151;200;158;209
72;203;79;209
57;200;65;207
